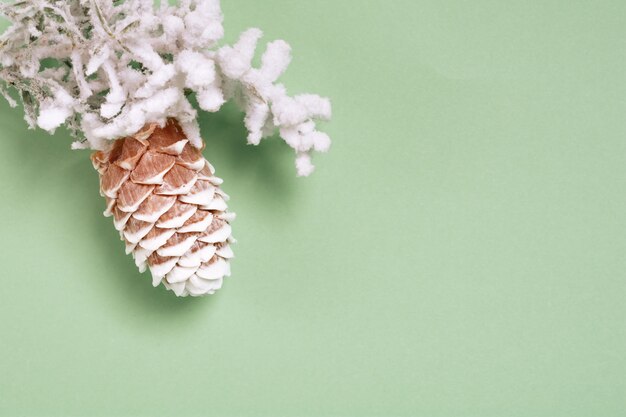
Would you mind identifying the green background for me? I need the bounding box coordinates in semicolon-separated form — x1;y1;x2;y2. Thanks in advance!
1;1;625;415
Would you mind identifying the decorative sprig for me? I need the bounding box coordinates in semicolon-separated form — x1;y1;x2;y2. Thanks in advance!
0;0;331;176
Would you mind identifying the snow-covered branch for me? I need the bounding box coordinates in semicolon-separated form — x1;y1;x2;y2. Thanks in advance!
0;0;331;175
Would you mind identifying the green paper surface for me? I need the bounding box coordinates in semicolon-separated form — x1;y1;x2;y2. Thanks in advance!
1;1;625;416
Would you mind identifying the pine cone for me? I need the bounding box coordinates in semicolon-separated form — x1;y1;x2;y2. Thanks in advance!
91;119;235;297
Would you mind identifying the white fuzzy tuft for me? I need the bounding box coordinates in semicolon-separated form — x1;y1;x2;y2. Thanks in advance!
0;0;331;175
217;28;263;79
36;89;74;131
196;86;225;112
295;153;315;177
37;106;71;131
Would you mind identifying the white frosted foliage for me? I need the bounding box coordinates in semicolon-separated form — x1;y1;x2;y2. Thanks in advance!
0;0;331;175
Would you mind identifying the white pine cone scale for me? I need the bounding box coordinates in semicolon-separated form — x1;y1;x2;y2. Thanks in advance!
91;119;234;297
